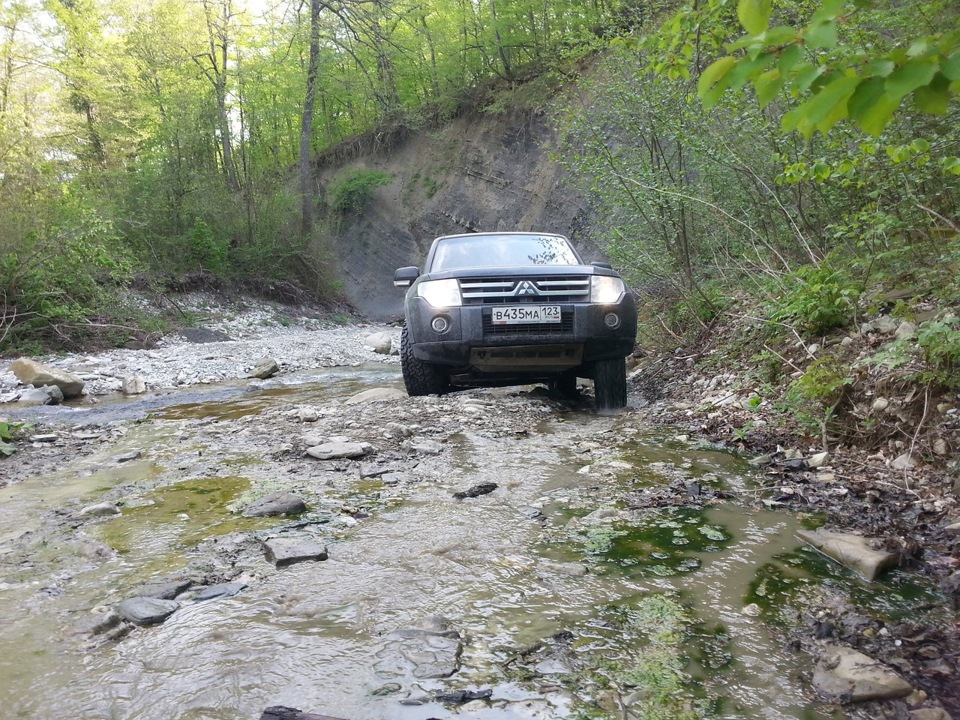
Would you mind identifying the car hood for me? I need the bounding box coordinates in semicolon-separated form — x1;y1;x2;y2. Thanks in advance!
422;265;618;281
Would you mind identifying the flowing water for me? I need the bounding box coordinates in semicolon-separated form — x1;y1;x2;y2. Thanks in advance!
0;366;933;719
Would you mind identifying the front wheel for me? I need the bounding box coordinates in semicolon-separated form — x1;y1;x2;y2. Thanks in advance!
400;326;450;396
593;357;627;410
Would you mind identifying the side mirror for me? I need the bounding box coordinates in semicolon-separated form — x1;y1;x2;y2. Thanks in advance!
591;261;613;270
394;266;419;288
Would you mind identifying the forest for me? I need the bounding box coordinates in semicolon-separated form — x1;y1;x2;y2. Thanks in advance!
0;0;958;364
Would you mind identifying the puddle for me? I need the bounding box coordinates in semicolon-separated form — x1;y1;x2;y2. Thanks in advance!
0;369;945;719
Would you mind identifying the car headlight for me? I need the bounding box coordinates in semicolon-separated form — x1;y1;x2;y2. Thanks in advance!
590;275;626;304
417;279;462;308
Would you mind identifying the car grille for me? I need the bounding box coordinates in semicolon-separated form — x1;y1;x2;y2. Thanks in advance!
459;276;590;304
483;312;574;335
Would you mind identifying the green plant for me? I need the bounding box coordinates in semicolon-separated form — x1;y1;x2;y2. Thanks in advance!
771;262;863;336
328;169;393;215
0;421;23;456
916;316;960;388
785;354;853;433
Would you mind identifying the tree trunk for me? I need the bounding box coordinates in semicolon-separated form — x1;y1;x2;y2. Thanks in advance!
300;0;322;237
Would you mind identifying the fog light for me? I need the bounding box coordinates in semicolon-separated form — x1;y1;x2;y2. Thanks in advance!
431;315;451;334
604;312;621;329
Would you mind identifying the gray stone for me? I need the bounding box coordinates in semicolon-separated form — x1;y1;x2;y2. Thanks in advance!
808;451;830;468
178;328;233;343
194;582;247;601
16;388;53;405
73;609;121;637
243;492;307;517
29;433;59;443
345;388;406;404
873;315;898;333
112;449;143;463
363;332;393;354
263;536;329;567
305;442;370;460
812;645;913;702
748;454;773;467
797;528;897;581
116;597;180;626
380;472;406;485
872;397;890;412
39;384;65;404
895;321;917;338
909;709;953;720
121;375;147;395
10;358;85;398
403;438;443;455
891;452;917;470
248;358;280;379
77;502;120;519
297;407;319;422
135;580;192;599
538;560;588;577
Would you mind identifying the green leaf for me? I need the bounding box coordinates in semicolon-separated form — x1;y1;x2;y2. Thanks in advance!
941;54;960;81
754;68;784;106
698;56;737;99
810;0;848;23
855;93;903;136
778;45;803;75
737;0;772;35
802;75;860;135
805;20;838;50
791;63;826;93
914;80;951;114
886;59;938;98
726;52;774;90
848;76;886;119
0;440;14;457
941;157;960;175
864;59;896;78
762;26;800;46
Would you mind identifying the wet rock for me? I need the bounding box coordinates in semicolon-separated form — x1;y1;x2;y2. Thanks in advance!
73;609;121;637
741;603;762;617
135;580;192;599
453;483;497;499
248;357;279;379
797;528;897;581
784;458;809;472
259;707;346;720
538;560;588;577
748;454;773;467
39;385;65;404
77;502;120;519
122;375;147;395
29;433;59;443
393;632;462;679
305;442;371;460
116;597;180;626
812;645;913;702
345;388;405;404
403;437;443;455
243;492;307;517
194;582;247;601
112;449;143;463
435;689;493;705
10;358;85;398
15;387;54;406
76;539;116;562
370;683;402;696
380;472;407;485
808;451;830;468
909;709;954;720
363;332;393;354
263;536;329;567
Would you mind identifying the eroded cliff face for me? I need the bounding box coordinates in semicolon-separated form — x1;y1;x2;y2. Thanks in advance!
317;109;599;319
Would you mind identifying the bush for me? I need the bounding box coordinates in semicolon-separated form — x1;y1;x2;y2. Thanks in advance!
328;169;393;215
770;262;863;337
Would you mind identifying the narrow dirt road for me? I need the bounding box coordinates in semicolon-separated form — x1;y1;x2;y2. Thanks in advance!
0;310;953;720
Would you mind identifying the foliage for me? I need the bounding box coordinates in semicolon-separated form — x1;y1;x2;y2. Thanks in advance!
770;260;863;336
785;354;853;432
653;0;960;140
0;420;21;457
328;169;393;215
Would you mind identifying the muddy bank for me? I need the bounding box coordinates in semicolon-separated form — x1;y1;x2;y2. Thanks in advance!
1;312;957;720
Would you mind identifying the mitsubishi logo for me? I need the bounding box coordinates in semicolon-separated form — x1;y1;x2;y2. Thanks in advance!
515;280;539;297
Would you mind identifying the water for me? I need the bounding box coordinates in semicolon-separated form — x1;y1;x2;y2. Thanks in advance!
0;367;937;719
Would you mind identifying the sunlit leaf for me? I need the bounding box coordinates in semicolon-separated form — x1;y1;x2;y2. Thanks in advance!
698;56;737;99
805;20;838;50
737;0;772;36
754;68;784;106
886;59;937;97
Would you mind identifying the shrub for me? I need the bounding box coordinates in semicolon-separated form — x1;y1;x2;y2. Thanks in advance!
770;262;863;337
328;169;393;214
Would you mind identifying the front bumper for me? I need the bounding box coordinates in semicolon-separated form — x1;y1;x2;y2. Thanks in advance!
405;296;637;372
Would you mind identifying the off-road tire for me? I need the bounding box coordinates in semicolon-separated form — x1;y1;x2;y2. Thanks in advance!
400;326;449;396
593;357;627;410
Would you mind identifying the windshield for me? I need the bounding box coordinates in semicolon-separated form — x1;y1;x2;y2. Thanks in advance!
429;234;581;271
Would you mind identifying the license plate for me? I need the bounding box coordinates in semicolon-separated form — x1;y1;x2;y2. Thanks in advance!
491;305;561;324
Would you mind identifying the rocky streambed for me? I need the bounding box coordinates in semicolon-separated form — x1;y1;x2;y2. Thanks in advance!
0;299;956;720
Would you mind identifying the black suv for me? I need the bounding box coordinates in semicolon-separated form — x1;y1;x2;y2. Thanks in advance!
394;232;637;409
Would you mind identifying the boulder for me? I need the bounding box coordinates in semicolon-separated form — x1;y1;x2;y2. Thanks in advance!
363;332;393;354
194;582;247;601
122;375;147;395
116;597;180;626
344;388;406;404
797;528;897;581
77;503;120;519
812;645;913;702
16;388;54;406
243;492;307;517
10;358;85;398
263;536;328;567
305;442;371;460
248;358;280;380
135;580;192;600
